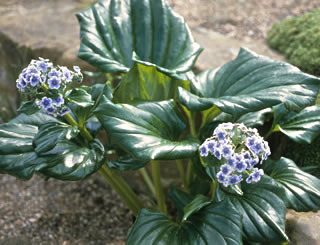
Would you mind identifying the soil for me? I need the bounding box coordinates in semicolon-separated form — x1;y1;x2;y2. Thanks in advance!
1;0;319;244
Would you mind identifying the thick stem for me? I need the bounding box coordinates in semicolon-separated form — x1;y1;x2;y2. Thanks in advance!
99;164;143;216
176;160;187;192
265;124;280;139
151;160;167;214
139;167;156;196
64;113;144;216
211;179;218;200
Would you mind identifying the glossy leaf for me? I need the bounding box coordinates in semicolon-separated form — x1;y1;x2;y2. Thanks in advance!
275;105;320;144
182;194;211;222
126;199;242;245
95;98;199;161
33;122;79;153
216;175;288;243
168;186;194;220
107;154;147;171
17;100;39;115
67;87;94;107
0;113;104;180
178;48;320;119
113;62;189;103
263;157;320;211
76;0;202;76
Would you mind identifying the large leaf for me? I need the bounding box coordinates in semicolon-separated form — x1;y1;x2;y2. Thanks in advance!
76;0;202;76
126;199;242;245
113;62;189;103
95;98;199;161
178;48;320;120
216;175;288;243
0;113;104;180
274;105;320;144
67;87;94;107
33;121;79;153
263;157;320;211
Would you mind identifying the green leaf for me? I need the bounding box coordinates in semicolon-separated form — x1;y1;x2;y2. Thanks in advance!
126;199;242;245
216;175;288;243
33;121;79;153
0;113;104;180
17;100;40;115
182;194;211;222
107;154;147;171
38;139;105;180
263;157;320;211
113;62;189;103
168;186;194;220
76;0;202;76
67;87;94;107
95;98;199;161
275;105;320;144
178;48;320;119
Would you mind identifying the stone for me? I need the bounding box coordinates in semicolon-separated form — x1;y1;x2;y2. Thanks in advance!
192;27;286;71
286;209;320;245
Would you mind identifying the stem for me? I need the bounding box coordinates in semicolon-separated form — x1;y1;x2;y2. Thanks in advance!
139;167;156;196
186;160;194;189
99;164;143;216
211;179;218;200
265;124;280;139
63;113;144;216
64;113;93;141
151;160;167;214
176;160;187;192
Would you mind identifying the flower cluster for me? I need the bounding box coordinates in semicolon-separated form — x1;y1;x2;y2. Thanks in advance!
199;123;271;187
16;58;83;117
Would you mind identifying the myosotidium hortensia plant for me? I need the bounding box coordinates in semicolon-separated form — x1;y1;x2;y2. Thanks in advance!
1;0;320;244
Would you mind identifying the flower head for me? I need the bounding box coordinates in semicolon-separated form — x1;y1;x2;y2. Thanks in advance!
48;76;61;89
199;123;270;187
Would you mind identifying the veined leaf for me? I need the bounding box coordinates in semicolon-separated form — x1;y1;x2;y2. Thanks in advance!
113;62;189;103
126;199;242;245
216;175;288;243
67;87;94;107
263;157;320;211
0;113;104;180
76;0;202;76
275;105;320;144
33;121;79;153
95;98;199;161
178;48;320;120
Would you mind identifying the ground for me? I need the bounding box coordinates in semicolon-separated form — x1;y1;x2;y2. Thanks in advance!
0;0;319;244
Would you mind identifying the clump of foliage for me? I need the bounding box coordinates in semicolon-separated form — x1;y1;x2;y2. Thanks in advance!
285;137;320;178
267;8;320;75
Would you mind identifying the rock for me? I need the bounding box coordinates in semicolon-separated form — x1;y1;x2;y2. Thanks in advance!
192;27;286;71
286;209;320;245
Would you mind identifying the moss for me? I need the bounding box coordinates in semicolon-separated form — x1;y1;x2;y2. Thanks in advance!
284;136;320;178
267;8;320;75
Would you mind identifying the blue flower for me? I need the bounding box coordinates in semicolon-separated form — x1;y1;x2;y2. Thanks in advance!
53;95;64;107
222;145;232;158
220;164;231;175
16;77;27;89
48;68;61;78
73;66;81;73
60;107;71;116
48;76;61;89
227;157;236;168
41;76;46;84
217;171;226;184
253;142;263;154
61;66;73;82
46;106;57;116
247;136;256;147
40;97;52;109
216;130;227;141
199;145;208;157
27;65;40;75
37;60;48;72
30;74;41;87
242;151;251;160
213;148;222;160
228;175;242;185
235;160;247;172
207;141;215;153
246;168;264;183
